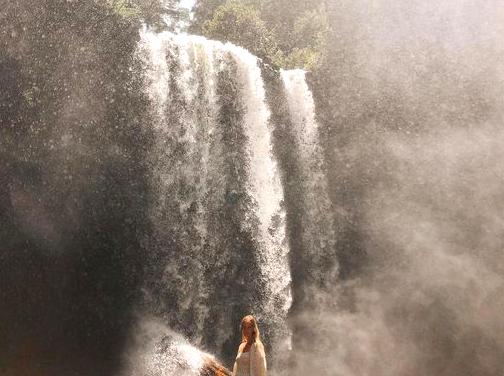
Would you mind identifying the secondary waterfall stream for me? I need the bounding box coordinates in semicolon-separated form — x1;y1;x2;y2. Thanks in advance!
121;28;335;375
280;69;336;291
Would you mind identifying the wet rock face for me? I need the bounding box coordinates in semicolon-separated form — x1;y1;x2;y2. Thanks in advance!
1;2;152;375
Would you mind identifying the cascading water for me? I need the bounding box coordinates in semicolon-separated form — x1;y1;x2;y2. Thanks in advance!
276;69;338;375
280;69;336;292
130;28;293;373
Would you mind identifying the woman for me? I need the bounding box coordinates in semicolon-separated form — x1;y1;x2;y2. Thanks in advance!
232;315;267;376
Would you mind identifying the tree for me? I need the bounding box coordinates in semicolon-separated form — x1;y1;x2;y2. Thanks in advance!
202;1;284;66
259;0;328;69
190;0;227;34
106;0;186;30
281;6;328;69
191;0;328;69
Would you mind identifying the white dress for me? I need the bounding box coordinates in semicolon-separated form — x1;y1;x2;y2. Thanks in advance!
232;343;267;376
234;350;251;376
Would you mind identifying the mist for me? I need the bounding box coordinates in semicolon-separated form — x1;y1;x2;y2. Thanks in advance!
292;1;504;375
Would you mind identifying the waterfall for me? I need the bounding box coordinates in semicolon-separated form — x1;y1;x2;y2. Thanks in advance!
280;69;337;299
133;28;292;371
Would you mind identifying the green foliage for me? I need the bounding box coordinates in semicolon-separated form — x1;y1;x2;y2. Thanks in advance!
202;1;284;67
191;0;226;34
284;48;319;70
192;0;328;70
106;0;184;30
22;86;39;108
108;0;141;19
283;7;328;69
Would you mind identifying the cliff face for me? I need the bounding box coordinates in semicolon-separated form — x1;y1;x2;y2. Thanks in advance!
1;2;152;375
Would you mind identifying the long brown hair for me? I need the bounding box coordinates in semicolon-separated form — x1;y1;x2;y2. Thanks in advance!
240;315;262;344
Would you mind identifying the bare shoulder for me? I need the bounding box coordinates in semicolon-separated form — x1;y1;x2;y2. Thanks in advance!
238;342;247;351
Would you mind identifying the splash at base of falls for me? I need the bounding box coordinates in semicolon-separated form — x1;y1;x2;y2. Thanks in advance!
121;319;232;376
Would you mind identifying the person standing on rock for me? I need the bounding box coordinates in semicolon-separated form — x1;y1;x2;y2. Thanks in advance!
232;315;267;376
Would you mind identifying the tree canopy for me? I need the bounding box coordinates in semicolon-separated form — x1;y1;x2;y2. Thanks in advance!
106;0;189;31
191;0;328;69
202;1;283;66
